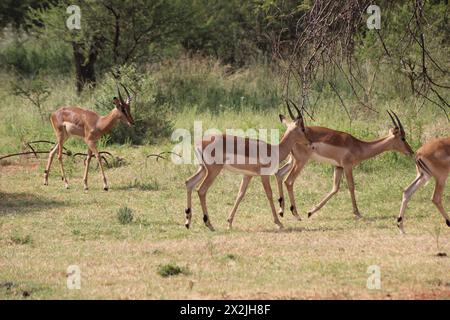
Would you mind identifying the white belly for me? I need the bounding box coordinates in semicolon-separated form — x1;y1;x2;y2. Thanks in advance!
223;164;259;176
310;152;340;166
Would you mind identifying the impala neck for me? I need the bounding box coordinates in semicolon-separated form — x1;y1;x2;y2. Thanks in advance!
278;131;299;162
358;135;395;161
97;108;122;134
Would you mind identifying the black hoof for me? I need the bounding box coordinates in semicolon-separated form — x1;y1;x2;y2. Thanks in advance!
308;212;312;218
397;217;402;223
446;220;450;227
103;187;109;191
279;211;284;217
185;223;190;229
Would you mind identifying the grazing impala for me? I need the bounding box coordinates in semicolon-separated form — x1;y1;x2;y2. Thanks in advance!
184;102;311;231
397;137;450;233
43;85;134;190
275;102;413;219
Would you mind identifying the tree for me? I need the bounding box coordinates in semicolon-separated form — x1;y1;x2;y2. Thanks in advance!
28;0;192;93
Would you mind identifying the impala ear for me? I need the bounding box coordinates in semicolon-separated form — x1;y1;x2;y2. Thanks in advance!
279;114;289;126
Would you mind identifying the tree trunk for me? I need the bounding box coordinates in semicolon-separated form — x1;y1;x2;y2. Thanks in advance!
72;42;99;94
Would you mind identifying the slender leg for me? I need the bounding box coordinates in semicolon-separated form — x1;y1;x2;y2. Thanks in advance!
275;157;294;217
56;135;69;189
227;175;252;229
307;166;344;218
284;160;307;220
82;149;93;191
197;166;222;231
344;166;361;218
261;175;284;229
431;177;450;227
87;141;108;191
397;172;428;233
44;144;58;185
184;165;207;229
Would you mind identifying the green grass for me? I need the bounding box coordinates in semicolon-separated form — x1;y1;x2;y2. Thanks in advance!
1;142;449;299
0;59;449;299
157;263;190;278
117;206;134;225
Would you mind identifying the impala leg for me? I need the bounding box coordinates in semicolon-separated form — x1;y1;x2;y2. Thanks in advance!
87;141;108;191
82;149;93;191
197;167;222;231
56;136;69;189
397;172;428;234
44;144;58;186
261;175;284;229
284;161;306;221
307;166;343;218
275;158;294;217
344;167;361;218
227;175;252;230
184;165;207;229
431;177;450;227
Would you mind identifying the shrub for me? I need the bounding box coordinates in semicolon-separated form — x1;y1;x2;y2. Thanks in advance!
93;64;173;145
117;206;133;225
9;234;32;245
157;263;189;278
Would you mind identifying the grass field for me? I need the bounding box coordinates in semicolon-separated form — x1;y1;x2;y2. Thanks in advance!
1;129;449;299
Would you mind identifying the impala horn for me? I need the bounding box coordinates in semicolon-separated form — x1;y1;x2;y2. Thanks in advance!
120;84;132;104
286;100;296;120
117;84;125;104
289;99;303;120
387;110;398;129
391;110;404;134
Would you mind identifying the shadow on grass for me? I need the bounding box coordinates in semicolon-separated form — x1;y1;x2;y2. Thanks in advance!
0;192;66;215
259;225;349;233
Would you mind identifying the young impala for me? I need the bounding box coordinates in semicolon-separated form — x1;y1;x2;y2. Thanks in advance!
184;102;311;231
43;85;134;190
397;137;450;233
275;102;413;219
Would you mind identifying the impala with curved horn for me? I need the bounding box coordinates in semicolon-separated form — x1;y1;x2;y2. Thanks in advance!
275;103;414;220
44;84;134;190
184;101;311;231
397;137;450;233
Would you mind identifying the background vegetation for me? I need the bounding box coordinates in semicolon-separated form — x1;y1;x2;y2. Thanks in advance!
0;0;449;299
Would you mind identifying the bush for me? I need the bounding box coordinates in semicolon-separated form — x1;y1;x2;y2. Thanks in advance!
157;263;189;278
0;36;72;76
93;64;173;145
9;234;32;245
117;206;133;225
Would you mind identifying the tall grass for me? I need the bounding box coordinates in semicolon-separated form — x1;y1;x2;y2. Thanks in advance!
0;56;448;163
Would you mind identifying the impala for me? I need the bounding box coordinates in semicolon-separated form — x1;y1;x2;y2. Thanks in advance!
184;102;310;231
397;137;450;233
275;103;413;219
43;85;134;190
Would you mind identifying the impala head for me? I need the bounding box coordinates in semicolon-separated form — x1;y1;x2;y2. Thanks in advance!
113;84;134;126
387;110;413;156
279;100;310;146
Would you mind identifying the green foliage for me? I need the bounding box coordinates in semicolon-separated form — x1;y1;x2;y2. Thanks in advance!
152;57;281;113
124;178;159;191
9;234;33;245
0;37;72;76
157;263;189;278
117;206;133;225
94;64;173;144
11;75;50;122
